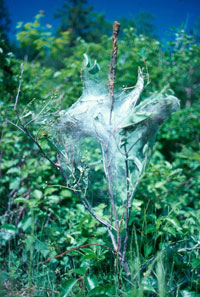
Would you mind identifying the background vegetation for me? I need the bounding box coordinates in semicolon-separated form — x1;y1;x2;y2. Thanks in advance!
0;0;200;296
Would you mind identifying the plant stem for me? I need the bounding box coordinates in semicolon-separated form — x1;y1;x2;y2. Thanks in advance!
109;21;120;124
122;143;131;262
28;209;35;297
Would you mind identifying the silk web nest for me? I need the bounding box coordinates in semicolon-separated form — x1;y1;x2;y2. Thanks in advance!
48;54;180;215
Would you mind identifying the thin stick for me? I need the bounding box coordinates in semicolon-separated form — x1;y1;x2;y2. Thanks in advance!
41;243;115;264
101;145;121;250
109;21;120;124
8;117;61;170
75;191;116;231
14;63;24;111
12;64;61;171
122;143;131;262
122;178;141;262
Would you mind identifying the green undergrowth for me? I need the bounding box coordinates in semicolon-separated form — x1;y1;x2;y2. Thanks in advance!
1;105;200;296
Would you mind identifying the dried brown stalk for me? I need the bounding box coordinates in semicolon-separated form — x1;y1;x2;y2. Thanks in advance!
109;21;120;124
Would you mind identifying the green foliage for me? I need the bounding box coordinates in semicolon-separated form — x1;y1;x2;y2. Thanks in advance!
1;5;200;296
16;11;53;60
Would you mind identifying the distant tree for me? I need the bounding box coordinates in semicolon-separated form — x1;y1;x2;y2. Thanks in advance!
191;16;200;42
134;12;157;38
0;0;14;96
0;0;11;42
54;0;111;43
118;12;157;39
117;17;135;30
16;12;53;62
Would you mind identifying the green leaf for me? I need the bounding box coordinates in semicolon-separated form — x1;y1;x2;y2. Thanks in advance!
81;249;97;260
132;199;144;210
44;187;57;195
155;181;166;189
143;283;156;293
145;225;157;234
87;290;107;296
61;189;72;197
35;240;49;257
103;285;115;295
25;235;35;251
165;217;182;232
7;167;21;175
0;224;17;232
88;61;100;74
181;290;200;297
72;267;88;275
163;226;176;237
0;228;16;242
61;278;78;297
144;245;153;257
86;285;113;297
33;190;42;199
83;53;91;68
53;71;61;78
20;216;32;232
9;178;20;190
128;156;143;173
14;197;30;204
85;275;98;291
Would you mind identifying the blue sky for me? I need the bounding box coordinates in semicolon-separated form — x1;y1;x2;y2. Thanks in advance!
5;0;200;39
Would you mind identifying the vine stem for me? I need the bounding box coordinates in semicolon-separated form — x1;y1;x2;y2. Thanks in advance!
41;243;115;264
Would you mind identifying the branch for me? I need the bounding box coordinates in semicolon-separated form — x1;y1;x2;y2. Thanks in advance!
8;117;61;171
41;243;115;264
12;64;61;171
178;243;200;253
5;119;26;134
122;139;142;262
101;144;121;251
14;63;24;111
122;143;131;261
75;190;116;232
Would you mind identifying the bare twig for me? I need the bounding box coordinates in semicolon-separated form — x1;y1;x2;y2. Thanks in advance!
41;243;115;264
14;63;24;111
7;117;61;170
5;119;27;134
178;242;200;252
109;21;120;124
75;190;116;231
